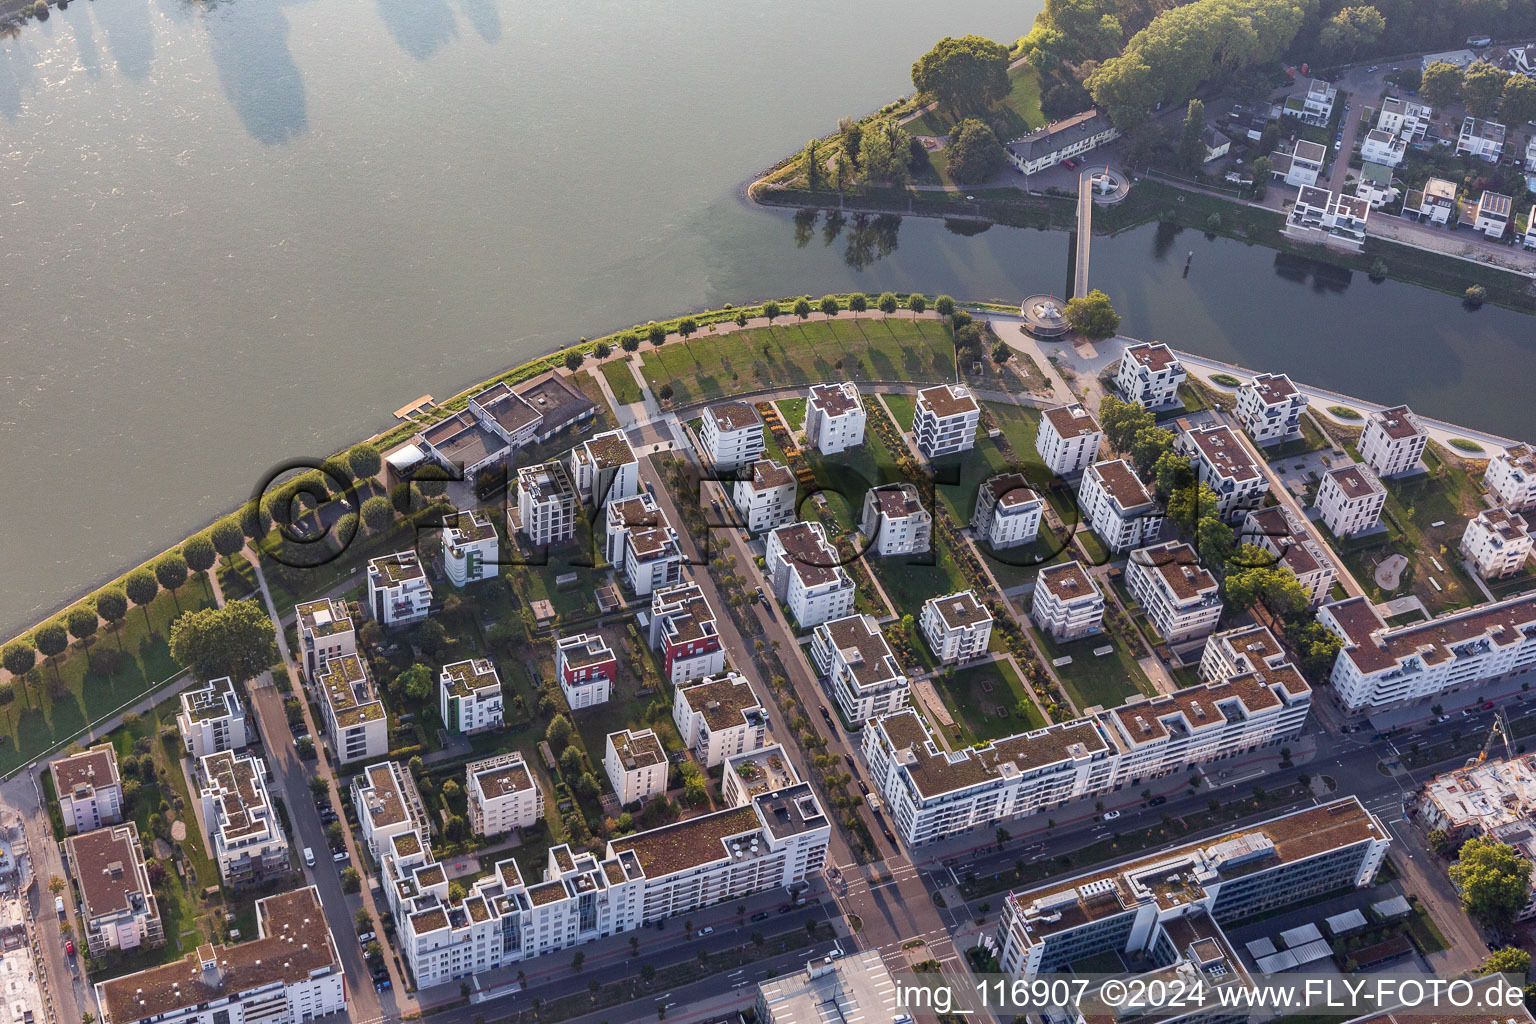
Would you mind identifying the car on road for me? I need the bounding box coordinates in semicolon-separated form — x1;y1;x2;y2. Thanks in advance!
1483;701;1496;710
333;850;349;864
1438;714;1450;722
1102;809;1122;820
65;940;75;957
55;896;64;917
1366;66;1377;72
1063;158;1078;169
819;705;833;723
304;847;315;867
751;911;770;922
698;926;714;935
858;781;869;795
1148;796;1167;806
844;754;856;770
883;827;897;844
778;904;793;914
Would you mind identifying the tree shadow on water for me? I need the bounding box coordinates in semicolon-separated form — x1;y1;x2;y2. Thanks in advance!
202;0;308;144
93;0;154;80
377;0;458;61
844;213;901;271
456;0;500;42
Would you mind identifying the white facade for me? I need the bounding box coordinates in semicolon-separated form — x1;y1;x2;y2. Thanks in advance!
1410;176;1459;224
467;752;543;836
700;401;765;470
1320;594;1536;710
604;729;668;805
1359;128;1406;167
50;744;123;835
198;750;290;888
1486;445;1536;512
1525;206;1536;250
353;760;432;862
810;614;910;723
764;521;856;628
1462;508;1533;579
1178;424;1269;522
605;494;683;596
1235;372;1307;446
1457;117;1506;161
1377;95;1432;140
1276;140;1326;187
568;429;639;507
972;473;1044;550
919;590;993;664
442;509;499;587
1079;459;1162;553
649;583;726;685
859;483;932;556
315;653;388;765
66;822;163;955
295;597;357;679
1036;403;1103;476
1115;343;1186;410
1474;191;1513;239
1124;541;1223;644
1004;109;1119;175
440;658;503;734
1359;405;1427;478
556;632;616;709
1240;506;1336;606
673;673;768;767
732;459;797;534
804;382;866;455
176;677;249;760
516;461;578;546
1297;78;1336;124
367;550;433;628
1030;562;1105;642
913;384;979;459
1315;464;1386;538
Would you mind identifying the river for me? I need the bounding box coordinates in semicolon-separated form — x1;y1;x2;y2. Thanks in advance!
0;0;1531;639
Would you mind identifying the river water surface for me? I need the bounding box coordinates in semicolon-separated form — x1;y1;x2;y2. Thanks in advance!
1;0;1532;637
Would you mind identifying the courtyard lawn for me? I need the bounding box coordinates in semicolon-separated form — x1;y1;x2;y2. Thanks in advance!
640;317;956;408
935;658;1045;744
882;393;916;433
905;64;1045;139
1034;628;1154;712
776;397;807;433
601;359;644;406
1259;413;1331;461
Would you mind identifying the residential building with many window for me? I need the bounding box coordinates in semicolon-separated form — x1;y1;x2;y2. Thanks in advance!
604;729;668;805
1462;508;1533;579
1004;108;1120;175
176;677;250;760
648;583;725;685
515;461;578;546
1235;372;1307;446
699;402;764;470
353;760;432;862
1295;78;1336;124
809;614;909;723
198;750;289;888
1079;459;1163;553
1124;541;1222;644
568;429;638;507
367;550;433;628
859;483;932;556
764;521;855;628
920;590;993;664
673;673;768;767
1272;139;1326;187
804;382;865;455
556;633;616;709
315;653;388;765
66;822;163;955
1407;176;1459;224
1031;562;1105;642
732;459;797;534
1115;343;1186;411
913;384;979;459
440;658;503;734
1458;116;1506;161
1377;95;1432;140
1360;128;1406;166
1239;506;1335;605
1315;464;1386;538
1486;445;1536;511
442;509;498;587
1359;405;1427;478
1475;191;1513;239
467;752;544;836
604;494;683;596
50;744;123;835
1037;403;1103;476
295;597;356;679
1178;425;1268;521
971;472;1044;550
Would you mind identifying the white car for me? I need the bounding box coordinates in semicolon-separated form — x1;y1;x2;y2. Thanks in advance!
303;847;315;867
1102;809;1121;821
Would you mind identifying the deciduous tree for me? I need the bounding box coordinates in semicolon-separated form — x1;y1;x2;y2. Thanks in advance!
1421;61;1464;109
910;35;1010;118
1177;99;1207;172
347;444;383;480
2;639;35;680
1451;838;1533;932
1319;6;1384;59
211;517;246;563
1502;74;1536;126
1462;61;1508;118
1063;289;1120;340
945;119;1005;184
168;599;279;683
124;568;159;627
182;534;216;577
154;552;189;607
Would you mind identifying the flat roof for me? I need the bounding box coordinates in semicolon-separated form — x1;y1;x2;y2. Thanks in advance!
296;597;353;638
1325;593;1536;675
51;743;119;795
980;472;1042;512
745;459;795;492
1125;342;1181;372
516;371;596;433
927;590;991;630
1089;459;1155;511
368;550;425;585
1038;561;1101;603
1369;405;1424;441
441;658;500;698
770;521;846;589
1183;425;1260;483
815;614;906;691
1044;403;1100;439
872;709;1107;801
867;482;927;520
609;728;667;770
679;673;764;731
469;753;536;798
808;381;860;418
579;429;637;469
706;401;761;433
67;823;152;919
1131;541;1217;601
756;950;900;1024
609;804;761;877
918;383;978;419
1326;464;1384;500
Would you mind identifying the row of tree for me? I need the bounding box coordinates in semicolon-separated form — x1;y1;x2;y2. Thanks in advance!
1422;60;1536;124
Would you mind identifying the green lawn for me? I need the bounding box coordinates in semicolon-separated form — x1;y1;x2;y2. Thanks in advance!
871;541;973;617
640;318;956;408
601;359;644;405
1258;413;1330;461
935;658;1045;744
1034;628;1154;712
905;64;1045;139
883;393;916;433
776;397;807;433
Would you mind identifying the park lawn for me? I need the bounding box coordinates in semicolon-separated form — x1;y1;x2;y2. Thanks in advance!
215;554;259;601
905;64;1045;139
0;580;212;779
869;539;972;618
1034;628;1154;712
935;658;1045;744
1258;413;1330;461
776;397;807;433
799;418;907;532
640;317;956;408
882;392;917;433
981;536;1072;591
601;359;644;406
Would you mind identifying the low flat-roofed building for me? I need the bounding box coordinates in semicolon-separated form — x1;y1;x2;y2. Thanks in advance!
604;729;668;805
765;521;855;628
353;760;432;861
66;822;163;955
1359;405;1427;478
920;590;993;664
1124;541;1222;644
1079;459;1163;552
50;743;122;835
1463;508;1533;579
1235;372;1307;446
94;887;342;1024
515;460;578;547
1487;444;1536;511
755;950;900;1024
1407;176;1459;224
442;509;499;587
972;472;1043;550
176;676;249;760
466;752;543;836
1178;424;1268;521
700;401;765;470
733;458;797;534
1031;562;1105;642
1475;191;1513;238
1315;463;1386;538
1239;506;1335;605
1115;343;1186;411
810;613;910;723
914;384;979;459
674;672;768;767
1004;108;1119;175
1377;95;1432;140
604;493;683;596
1458;116;1506;162
1360;128;1406;166
648;582;725;685
198;750;289;888
367;550;433;628
556;632;616;709
295;596;356;679
804;382;866;455
315;653;387;765
568;428;638;507
440;658;503;734
859;482;932;556
1036;403;1103;476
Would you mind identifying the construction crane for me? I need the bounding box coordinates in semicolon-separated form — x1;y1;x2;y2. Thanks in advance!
1466;708;1513;769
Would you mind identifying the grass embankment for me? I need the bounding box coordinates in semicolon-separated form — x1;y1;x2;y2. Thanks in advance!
601;359;644;405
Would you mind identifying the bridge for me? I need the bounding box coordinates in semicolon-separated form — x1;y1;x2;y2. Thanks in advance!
1072;173;1093;298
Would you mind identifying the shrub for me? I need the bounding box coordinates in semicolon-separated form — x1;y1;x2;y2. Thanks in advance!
1204;213;1221;232
1370;258;1389;280
1464;284;1487;307
1209;373;1241;388
1327;405;1361;419
1450;438;1485;453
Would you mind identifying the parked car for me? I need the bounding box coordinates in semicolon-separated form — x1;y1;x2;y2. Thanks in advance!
818;706;833;722
304;847;315;867
55;896;64;917
698;926;714;935
1482;701;1496;710
751;911;770;922
858;781;870;795
65;940;75;957
778;904;793;915
882;828;897;844
1063;158;1078;169
1102;809;1122;820
1148;796;1167;807
333;851;349;864
358;931;376;945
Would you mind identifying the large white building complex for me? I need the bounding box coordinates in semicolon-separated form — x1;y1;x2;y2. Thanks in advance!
66;822;163;955
972;472;1043;550
1031;562;1105;642
466;752;544;836
765;521;855;628
1315;464;1386;538
1080;459;1163;553
1124;541;1223;645
1414;755;1536;921
604;728;668;805
353;760;432;862
919;590;993;664
568;429;639;507
1463;508;1533;579
1486;445;1536;512
441;509;499;587
733;459;797;535
1235;372;1307;446
198;750;290;888
859;483;932;556
315;653;388;765
913;384;978;459
94;887;344;1024
1319;593;1536;710
673;672;768;767
1359;405;1427;478
176;677;250;760
367;550;433;629
50;744;123;835
1115;343;1186;410
1178;425;1267;521
700;401;764;470
755;950;900;1024
515;460;579;546
649;583;726;685
810;613;910;723
295;597;356;679
804;382;865;455
604;494;684;596
439;658;504;734
1036;403;1103;476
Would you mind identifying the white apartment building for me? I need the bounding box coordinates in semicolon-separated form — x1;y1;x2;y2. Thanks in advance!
804;382;865;455
1377;95;1432;140
1458;116;1506;161
440;658;503;734
1179;425;1268;521
913;383;979;459
859;483;932;556
1410;176;1459;224
175;677;249;760
649;583;726;685
1359;128;1406;166
515;460;579;546
50;744;123;835
809;613;910;723
673;672;768;767
919;590;993;664
1240;506;1336;605
1031;561;1105;642
1004;108;1120;175
764;521;855;628
1296;78;1336;124
1319;594;1536;710
367;550;433;628
1274;139;1326;187
1125;541;1223;644
295;597;356;679
604;729;668;805
1235;372;1308;446
1036;403;1103;476
732;459;797;534
1359;405;1427;478
1315;464;1386;538
1115;343;1187;411
1413;755;1536;922
353;760;432;862
466;752;544;836
972;472;1044;550
1474;191;1513;239
556;632;616;709
1487;445;1536;511
94;888;343;1024
442;509;499;587
568;429;638;507
65;822;163;955
1079;459;1163;553
1462;508;1533;579
700;401;765;470
604;494;683;596
315;653;388;765
198;750;289;888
